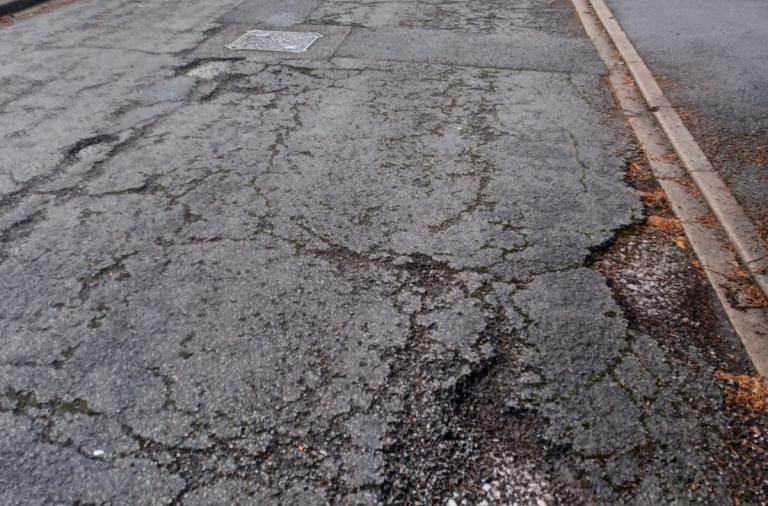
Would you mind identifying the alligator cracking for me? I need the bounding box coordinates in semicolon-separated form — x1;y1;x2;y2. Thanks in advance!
2;12;767;504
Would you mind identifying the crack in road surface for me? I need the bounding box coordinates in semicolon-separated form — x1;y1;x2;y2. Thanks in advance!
0;0;766;504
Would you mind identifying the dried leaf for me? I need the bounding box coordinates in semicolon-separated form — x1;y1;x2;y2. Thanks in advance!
673;235;688;250
715;371;768;414
640;190;667;205
646;215;683;234
744;285;768;308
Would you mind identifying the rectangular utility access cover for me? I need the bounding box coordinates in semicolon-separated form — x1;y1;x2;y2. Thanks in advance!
226;30;323;53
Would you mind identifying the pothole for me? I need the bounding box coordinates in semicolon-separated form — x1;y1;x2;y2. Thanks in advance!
379;281;581;505
592;156;749;371
591;154;768;504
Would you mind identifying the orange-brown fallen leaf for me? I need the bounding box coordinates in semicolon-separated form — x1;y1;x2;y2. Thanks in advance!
646;215;684;234
673;235;689;250
744;285;768;308
669;177;701;197
660;152;679;162
627;160;652;182
714;370;768;414
753;148;768;166
640;190;667;205
692;213;718;226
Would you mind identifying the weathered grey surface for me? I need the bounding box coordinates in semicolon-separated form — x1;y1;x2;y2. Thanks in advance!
607;0;768;240
306;0;584;36
0;0;763;504
218;0;323;26
334;27;604;73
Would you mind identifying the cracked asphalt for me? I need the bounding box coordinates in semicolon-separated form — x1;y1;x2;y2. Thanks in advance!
0;0;766;504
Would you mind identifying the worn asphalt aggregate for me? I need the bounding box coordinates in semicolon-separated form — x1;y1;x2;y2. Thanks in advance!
0;0;766;504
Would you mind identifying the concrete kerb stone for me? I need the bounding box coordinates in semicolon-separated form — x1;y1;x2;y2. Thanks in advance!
589;0;768;300
570;0;768;374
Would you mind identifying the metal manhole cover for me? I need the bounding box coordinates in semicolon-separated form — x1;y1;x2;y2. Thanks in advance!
226;30;323;53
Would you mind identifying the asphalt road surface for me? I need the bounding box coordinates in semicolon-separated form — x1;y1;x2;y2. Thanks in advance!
0;0;766;504
607;0;768;242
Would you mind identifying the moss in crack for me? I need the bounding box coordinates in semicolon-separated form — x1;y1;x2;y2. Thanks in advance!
3;387;99;417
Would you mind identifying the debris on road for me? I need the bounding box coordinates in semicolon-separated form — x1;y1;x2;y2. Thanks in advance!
716;371;768;414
